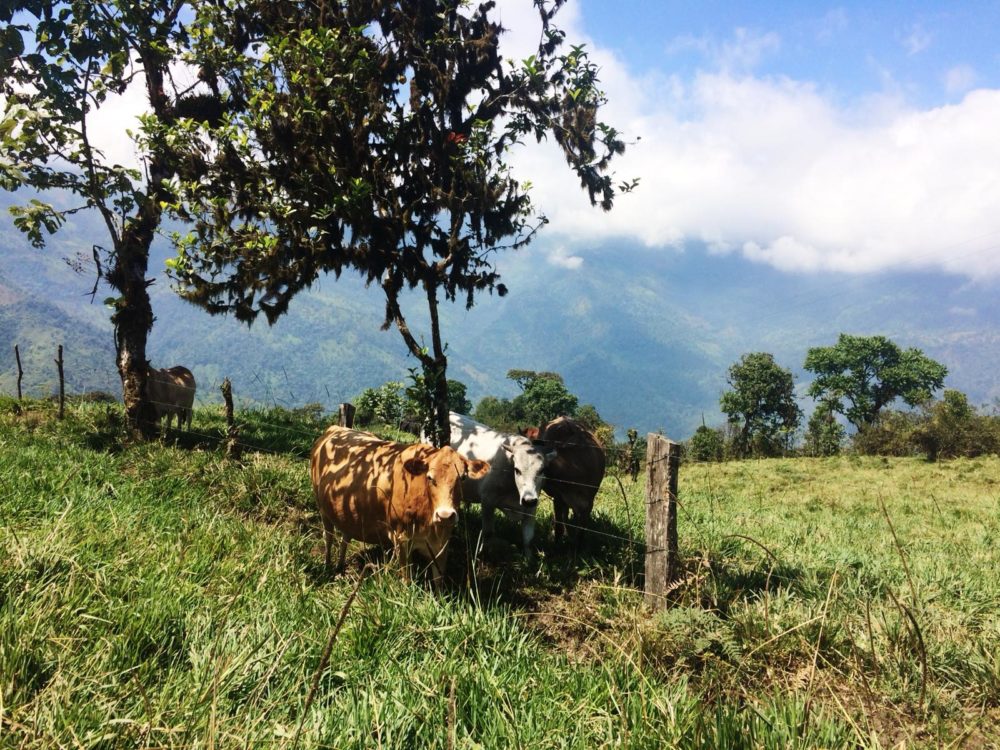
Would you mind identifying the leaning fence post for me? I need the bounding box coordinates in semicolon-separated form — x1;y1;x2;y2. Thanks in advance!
14;345;23;401
644;433;680;609
55;345;65;419
221;378;242;459
338;402;355;429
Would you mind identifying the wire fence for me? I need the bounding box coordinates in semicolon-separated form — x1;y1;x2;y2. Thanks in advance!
5;345;857;601
2;375;817;594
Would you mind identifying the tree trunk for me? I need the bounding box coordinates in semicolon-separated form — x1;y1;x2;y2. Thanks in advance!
425;282;450;449
113;242;157;439
114;73;170;439
113;48;170;440
380;277;451;448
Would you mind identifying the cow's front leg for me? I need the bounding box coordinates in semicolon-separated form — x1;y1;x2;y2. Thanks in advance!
481;502;497;541
520;516;536;559
429;545;449;590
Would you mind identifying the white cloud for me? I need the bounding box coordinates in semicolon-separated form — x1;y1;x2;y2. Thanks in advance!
949;306;977;317
548;245;584;270
902;24;931;55
83;58;202;173
666;28;780;72
944;64;977;95
497;4;1000;281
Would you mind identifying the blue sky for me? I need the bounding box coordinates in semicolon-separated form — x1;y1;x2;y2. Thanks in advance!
493;1;1000;282
580;2;1000;107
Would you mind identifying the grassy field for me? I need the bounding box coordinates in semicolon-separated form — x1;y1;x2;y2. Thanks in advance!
1;398;998;748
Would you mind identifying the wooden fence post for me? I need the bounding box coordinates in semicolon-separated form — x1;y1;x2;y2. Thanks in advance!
644;433;680;609
221;378;241;459
14;345;23;401
55;345;65;419
338;402;355;429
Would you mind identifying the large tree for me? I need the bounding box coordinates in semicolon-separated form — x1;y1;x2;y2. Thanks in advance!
165;0;630;446
1;1;230;437
719;352;802;457
804;334;947;431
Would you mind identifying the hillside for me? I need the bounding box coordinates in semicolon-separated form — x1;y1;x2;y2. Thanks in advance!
2;399;998;747
2;201;999;437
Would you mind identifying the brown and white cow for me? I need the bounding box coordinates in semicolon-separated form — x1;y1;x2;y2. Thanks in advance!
146;365;196;434
529;417;606;543
310;426;490;585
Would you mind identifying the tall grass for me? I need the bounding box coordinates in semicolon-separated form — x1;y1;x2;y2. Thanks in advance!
1;398;996;747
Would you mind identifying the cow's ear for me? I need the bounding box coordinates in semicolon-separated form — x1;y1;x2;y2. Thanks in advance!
465;459;490;480
403;458;429;476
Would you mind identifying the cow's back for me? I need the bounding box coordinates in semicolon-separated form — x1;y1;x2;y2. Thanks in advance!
311;426;433;545
448;413;510;501
165;366;196;410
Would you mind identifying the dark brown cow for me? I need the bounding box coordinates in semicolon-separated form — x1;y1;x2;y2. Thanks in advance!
146;366;196;434
531;417;606;542
310;425;489;585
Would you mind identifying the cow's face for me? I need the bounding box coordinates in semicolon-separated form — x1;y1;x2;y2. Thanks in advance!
405;449;489;525
503;439;556;509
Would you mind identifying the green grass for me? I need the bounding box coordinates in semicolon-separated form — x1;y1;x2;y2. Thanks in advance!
1;398;997;747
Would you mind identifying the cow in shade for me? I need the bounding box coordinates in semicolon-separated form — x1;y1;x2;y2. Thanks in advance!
527;416;606;542
146;365;196;434
310;425;490;585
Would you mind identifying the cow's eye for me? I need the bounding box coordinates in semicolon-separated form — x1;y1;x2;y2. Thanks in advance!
427;473;436;485
513;468;521;476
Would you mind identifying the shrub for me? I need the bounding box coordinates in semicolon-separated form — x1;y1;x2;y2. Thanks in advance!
354;381;404;426
912;390;1000;460
851;410;919;456
688;425;724;462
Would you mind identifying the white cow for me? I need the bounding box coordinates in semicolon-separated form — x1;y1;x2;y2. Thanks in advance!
442;412;555;556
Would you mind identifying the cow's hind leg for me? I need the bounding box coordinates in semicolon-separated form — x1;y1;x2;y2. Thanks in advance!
320;514;346;572
335;536;349;572
552;497;570;543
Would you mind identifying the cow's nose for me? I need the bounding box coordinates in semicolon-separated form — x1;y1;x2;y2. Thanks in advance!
520;495;539;508
434;507;457;525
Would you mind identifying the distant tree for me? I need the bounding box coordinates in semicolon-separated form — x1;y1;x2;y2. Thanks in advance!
622;428;643;479
688;424;724;462
803;401;845;457
403;374;473;436
512;374;579;426
355;382;405;427
719;353;802;458
804;334;947;432
573;403;603;432
472;395;519;432
506;369;565;391
166;1;631;447
447;380;473;416
0;1;230;437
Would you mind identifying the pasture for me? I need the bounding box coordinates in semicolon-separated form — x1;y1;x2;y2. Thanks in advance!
1;397;998;748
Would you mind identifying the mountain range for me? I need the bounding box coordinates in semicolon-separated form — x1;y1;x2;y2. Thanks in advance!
2;200;998;438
